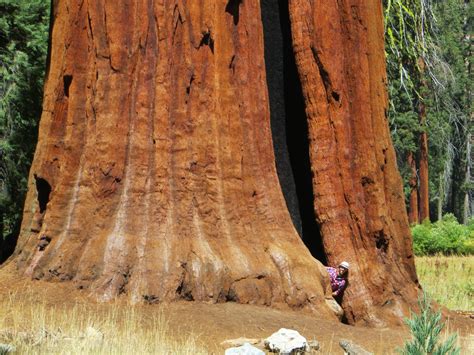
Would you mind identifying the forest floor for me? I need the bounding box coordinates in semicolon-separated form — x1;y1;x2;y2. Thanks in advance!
0;257;472;354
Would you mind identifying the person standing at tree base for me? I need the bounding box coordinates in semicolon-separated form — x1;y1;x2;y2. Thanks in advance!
326;262;349;297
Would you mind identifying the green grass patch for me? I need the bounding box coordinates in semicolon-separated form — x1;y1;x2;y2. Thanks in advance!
415;255;474;311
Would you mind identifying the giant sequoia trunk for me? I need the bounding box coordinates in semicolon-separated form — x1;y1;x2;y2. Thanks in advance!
7;0;420;326
11;0;338;319
288;0;419;325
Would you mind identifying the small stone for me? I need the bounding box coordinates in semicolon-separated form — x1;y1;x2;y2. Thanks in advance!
225;342;265;355
0;343;15;355
339;339;373;355
264;328;308;354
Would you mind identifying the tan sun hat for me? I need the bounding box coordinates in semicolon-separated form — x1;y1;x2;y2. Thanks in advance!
339;261;350;270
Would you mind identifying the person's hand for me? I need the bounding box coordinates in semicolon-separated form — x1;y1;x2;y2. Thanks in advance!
332;291;337;297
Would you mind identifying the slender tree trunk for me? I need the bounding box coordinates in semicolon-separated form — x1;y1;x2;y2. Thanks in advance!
418;107;430;222
408;152;419;224
418;60;430;222
288;0;419;325
464;131;471;223
438;174;443;222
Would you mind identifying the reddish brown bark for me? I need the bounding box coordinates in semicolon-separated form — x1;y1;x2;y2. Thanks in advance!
417;58;430;222
418;105;430;222
10;0;340;318
288;0;420;325
419;132;430;222
6;0;421;326
408;152;419;224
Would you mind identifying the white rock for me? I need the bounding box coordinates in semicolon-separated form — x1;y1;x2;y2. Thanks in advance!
225;342;265;355
264;328;308;354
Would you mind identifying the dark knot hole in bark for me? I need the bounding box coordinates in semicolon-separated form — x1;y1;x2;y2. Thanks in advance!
199;31;214;54
375;231;389;253
63;75;72;98
225;0;242;25
34;175;52;213
261;0;327;265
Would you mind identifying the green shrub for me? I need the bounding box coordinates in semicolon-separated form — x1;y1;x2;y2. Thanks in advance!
459;238;474;255
411;223;433;255
411;214;474;256
398;293;460;355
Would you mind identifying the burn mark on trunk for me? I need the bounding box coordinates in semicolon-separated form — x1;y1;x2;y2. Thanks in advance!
34;175;52;213
225;0;242;25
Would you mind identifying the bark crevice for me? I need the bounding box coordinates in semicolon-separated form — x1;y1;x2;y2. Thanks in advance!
260;0;327;264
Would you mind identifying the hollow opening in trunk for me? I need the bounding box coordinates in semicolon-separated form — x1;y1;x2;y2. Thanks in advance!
63;75;72;98
34;175;52;213
260;0;327;265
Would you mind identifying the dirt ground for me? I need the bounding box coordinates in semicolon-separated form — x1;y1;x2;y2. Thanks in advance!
1;262;472;354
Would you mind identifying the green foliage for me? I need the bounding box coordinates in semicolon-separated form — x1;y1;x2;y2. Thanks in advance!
384;0;435;98
0;0;49;240
384;0;472;221
424;0;471;222
384;0;438;208
411;214;474;255
399;293;460;355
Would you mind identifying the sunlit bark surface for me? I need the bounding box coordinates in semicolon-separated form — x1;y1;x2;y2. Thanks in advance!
8;0;420;326
289;0;420;325
12;0;338;318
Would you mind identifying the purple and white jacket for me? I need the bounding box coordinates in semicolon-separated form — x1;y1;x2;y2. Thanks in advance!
326;267;346;296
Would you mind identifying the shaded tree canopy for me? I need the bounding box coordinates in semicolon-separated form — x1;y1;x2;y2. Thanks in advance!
385;0;473;224
0;0;50;261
